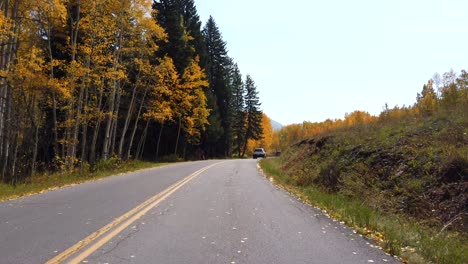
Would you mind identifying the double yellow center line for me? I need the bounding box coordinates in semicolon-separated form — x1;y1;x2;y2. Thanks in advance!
46;162;222;264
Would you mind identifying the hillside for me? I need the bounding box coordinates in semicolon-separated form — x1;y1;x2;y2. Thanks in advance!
279;113;467;232
271;119;283;131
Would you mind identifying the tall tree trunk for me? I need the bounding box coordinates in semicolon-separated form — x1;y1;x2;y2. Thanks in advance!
241;137;248;158
1;29;16;180
62;121;68;160
0;74;5;162
46;16;59;163
51;92;59;158
136;119;149;160
0;0;19;181
90;121;101;164
103;19;124;160
1;84;11;181
174;117;181;156
68;80;85;168
126;87;147;160
0;82;6;167
31;126;39;176
65;0;81;168
110;82;121;157
10;131;19;184
156;122;164;160
80;87;89;170
110;117;117;157
69;51;91;167
70;0;81;62
118;82;139;159
80;122;88;170
90;87;104;164
0;0;10;162
26;95;39;177
103;80;117;160
0;87;4;161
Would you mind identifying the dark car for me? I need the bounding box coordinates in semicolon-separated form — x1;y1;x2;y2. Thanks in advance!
253;148;267;159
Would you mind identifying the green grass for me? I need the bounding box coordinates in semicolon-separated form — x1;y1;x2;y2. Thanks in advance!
0;159;165;202
260;158;468;264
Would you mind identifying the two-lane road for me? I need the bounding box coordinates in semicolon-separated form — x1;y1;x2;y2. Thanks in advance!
0;160;400;263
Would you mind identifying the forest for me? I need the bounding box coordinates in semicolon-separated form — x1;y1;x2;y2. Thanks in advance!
0;0;266;184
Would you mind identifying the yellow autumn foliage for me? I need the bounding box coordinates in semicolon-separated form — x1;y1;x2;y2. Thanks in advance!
246;113;273;155
145;56;178;123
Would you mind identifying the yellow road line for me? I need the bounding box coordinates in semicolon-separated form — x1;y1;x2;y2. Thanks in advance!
46;162;221;264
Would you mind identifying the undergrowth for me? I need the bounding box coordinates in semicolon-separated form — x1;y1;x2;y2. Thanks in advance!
261;110;467;263
260;158;467;264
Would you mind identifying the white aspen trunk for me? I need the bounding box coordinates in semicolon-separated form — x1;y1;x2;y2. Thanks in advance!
102;80;117;160
103;20;123;160
31;126;38;176
90;86;104;164
126;87;147;160
10;131;18;184
65;0;81;168
1;0;19;181
156;122;164;160
0;0;10;158
118;93;135;159
136;119;149;160
45;10;59;161
110;82;122;157
174;117;181;156
118;80;140;159
68;80;85;168
1;83;11;180
80;87;89;170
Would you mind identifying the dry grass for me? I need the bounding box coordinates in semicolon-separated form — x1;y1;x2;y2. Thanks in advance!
0;160;164;201
261;155;467;264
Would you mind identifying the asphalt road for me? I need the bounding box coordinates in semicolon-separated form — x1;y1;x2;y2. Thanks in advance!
0;159;400;264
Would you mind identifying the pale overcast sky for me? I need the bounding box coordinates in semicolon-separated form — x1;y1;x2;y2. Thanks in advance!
195;0;468;125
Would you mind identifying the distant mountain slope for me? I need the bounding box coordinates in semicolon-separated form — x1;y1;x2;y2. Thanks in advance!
271;119;283;131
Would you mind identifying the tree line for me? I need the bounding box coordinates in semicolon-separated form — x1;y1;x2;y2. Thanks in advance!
0;0;263;183
272;69;468;150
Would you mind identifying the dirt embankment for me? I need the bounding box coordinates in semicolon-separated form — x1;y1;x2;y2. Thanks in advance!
280;116;467;232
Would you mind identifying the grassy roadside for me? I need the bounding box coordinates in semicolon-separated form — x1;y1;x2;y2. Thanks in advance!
260;158;467;264
0;159;166;202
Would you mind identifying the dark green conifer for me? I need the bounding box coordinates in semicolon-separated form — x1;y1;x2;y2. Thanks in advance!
242;74;263;156
202;16;233;156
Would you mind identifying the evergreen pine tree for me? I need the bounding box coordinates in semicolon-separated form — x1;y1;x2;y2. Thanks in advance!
153;0;192;73
230;63;246;157
203;16;233;156
178;0;208;69
152;0;207;75
242;74;263;157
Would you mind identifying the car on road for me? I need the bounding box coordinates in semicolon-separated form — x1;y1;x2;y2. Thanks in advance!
253;148;267;159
